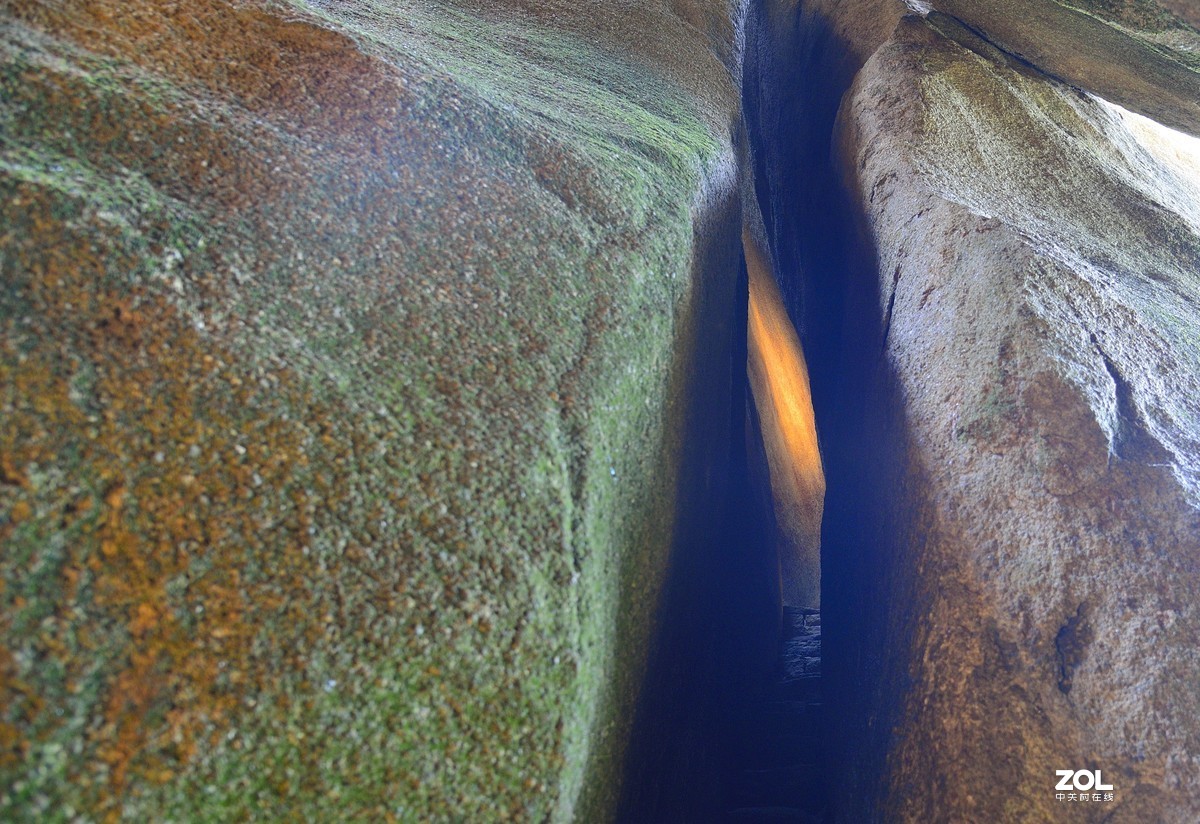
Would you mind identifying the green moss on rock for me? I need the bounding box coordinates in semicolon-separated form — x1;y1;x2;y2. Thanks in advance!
0;1;740;820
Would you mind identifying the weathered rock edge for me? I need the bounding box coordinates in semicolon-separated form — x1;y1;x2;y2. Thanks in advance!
927;0;1200;139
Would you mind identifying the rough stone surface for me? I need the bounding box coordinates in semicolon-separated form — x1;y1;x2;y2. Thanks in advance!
830;15;1200;822
0;0;745;819
926;0;1200;138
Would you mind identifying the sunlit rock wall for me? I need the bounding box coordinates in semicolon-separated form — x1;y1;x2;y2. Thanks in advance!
744;220;825;609
928;0;1200;138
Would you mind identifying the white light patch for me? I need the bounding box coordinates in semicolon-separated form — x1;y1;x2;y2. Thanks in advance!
1095;95;1200;188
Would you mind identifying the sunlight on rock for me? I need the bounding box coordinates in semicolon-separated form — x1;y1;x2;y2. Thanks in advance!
1099;95;1200;188
745;229;825;609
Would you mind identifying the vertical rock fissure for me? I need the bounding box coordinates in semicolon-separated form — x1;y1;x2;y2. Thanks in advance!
621;0;917;815
740;2;906;821
619;0;870;817
626;0;1200;819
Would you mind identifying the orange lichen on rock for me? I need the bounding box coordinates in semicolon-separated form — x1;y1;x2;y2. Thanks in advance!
7;0;394;127
0;177;337;809
0;0;743;817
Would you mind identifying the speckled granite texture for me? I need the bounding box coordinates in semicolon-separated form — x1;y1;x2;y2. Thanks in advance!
0;1;744;819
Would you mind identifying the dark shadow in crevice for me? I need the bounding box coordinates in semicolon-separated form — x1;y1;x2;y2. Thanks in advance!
741;2;921;821
621;0;935;818
616;211;783;821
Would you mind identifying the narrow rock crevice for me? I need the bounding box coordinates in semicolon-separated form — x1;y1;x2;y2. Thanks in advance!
880;267;899;354
1094;339;1169;463
739;2;911;821
615;261;776;820
620;0;869;817
625;0;1200;820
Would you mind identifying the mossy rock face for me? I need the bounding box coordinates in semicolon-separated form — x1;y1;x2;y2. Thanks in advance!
0;1;743;820
831;16;1200;823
